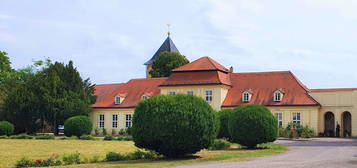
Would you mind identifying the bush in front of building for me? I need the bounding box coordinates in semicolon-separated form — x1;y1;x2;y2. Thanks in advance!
279;123;315;139
217;109;234;139
64;116;92;137
0;121;15;136
228;105;278;148
132;94;219;158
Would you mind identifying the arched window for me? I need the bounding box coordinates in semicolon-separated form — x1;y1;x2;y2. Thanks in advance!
115;96;121;104
274;90;283;102
242;91;251;102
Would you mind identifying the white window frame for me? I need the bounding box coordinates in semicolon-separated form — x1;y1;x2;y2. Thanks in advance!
292;112;301;124
99;114;105;128
142;95;149;100
168;91;176;95
275;113;283;128
115;96;121;104
274;90;283;102
187;91;194;95
205;90;213;102
112;115;118;128
242;91;251;102
125;114;132;128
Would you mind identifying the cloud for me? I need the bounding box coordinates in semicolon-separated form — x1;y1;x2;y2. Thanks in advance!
0;14;15;20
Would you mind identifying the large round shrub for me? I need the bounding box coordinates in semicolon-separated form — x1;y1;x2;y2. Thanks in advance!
64;116;92;137
228;105;278;148
0;121;14;136
132;94;219;157
217;109;233;139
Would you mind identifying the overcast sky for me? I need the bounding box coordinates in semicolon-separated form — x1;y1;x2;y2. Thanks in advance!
1;0;357;89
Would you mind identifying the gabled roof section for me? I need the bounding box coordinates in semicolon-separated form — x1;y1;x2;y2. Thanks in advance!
144;36;180;65
222;71;320;107
92;78;167;108
160;71;231;86
172;56;229;73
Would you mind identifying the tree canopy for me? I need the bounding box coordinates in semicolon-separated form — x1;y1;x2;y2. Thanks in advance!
2;58;96;134
149;51;189;77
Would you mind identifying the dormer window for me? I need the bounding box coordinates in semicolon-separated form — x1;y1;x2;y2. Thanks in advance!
142;95;149;100
274;90;283;102
242;91;251;102
115;96;121;104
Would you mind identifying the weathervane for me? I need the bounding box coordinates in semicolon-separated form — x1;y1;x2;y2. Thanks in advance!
166;24;171;36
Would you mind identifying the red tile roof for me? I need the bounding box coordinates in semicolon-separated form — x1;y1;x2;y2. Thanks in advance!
309;88;357;92
92;78;167;108
221;71;320;107
93;57;325;109
172;56;229;72
160;71;231;86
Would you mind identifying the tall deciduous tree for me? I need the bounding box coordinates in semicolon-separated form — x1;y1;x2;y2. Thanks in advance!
149;52;189;77
3;61;96;134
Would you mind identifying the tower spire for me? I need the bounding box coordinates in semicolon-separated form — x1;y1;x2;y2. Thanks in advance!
166;24;171;36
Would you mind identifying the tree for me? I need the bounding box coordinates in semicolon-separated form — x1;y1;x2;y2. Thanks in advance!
0;51;12;72
132;94;219;157
149;51;189;77
3;61;96;134
228;105;278;148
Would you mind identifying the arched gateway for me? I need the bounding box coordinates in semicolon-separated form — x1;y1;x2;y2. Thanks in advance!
342;112;352;137
324;112;335;137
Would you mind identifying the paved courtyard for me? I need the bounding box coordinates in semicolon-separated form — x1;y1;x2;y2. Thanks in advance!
173;138;357;168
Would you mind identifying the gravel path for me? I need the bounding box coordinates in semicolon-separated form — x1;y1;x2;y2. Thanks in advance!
172;138;357;168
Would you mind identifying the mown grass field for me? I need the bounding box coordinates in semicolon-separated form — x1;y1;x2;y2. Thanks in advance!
0;139;287;168
0;139;137;168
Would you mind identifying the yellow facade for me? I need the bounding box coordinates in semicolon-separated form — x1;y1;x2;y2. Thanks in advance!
90;108;134;135
160;85;230;111
309;90;357;136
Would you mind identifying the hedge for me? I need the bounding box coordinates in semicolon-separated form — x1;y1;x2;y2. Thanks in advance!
132;94;219;157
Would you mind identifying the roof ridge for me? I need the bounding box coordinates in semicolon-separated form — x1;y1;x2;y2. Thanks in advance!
95;83;125;86
206;56;223;71
233;71;291;74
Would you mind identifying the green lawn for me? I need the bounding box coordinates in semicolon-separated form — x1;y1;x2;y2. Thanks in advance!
0;139;137;168
0;139;287;168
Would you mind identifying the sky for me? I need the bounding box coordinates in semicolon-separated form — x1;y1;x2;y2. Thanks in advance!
1;0;357;89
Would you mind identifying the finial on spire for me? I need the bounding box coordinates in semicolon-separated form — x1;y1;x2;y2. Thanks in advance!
166;24;171;36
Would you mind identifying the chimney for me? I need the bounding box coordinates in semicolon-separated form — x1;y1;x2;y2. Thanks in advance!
229;66;234;73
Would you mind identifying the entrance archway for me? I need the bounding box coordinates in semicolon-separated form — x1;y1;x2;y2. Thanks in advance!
324;112;335;137
342;112;352;137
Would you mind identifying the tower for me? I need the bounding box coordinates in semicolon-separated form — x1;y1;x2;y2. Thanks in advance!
144;32;180;78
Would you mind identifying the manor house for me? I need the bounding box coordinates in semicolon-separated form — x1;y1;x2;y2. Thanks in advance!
90;35;357;137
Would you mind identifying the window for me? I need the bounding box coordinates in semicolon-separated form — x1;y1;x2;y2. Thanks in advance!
187;91;194;95
115;96;121;104
292;113;301;124
242;91;251;102
125;114;132;128
205;90;213;102
275;113;283;128
112;115;118;128
274;91;283;102
142;95;149;100
168;91;176;95
99;114;105;128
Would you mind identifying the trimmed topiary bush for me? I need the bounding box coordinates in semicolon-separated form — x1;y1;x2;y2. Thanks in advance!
64;116;92;137
0;121;14;136
217;109;233;139
132;94;219;157
228;105;278;148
